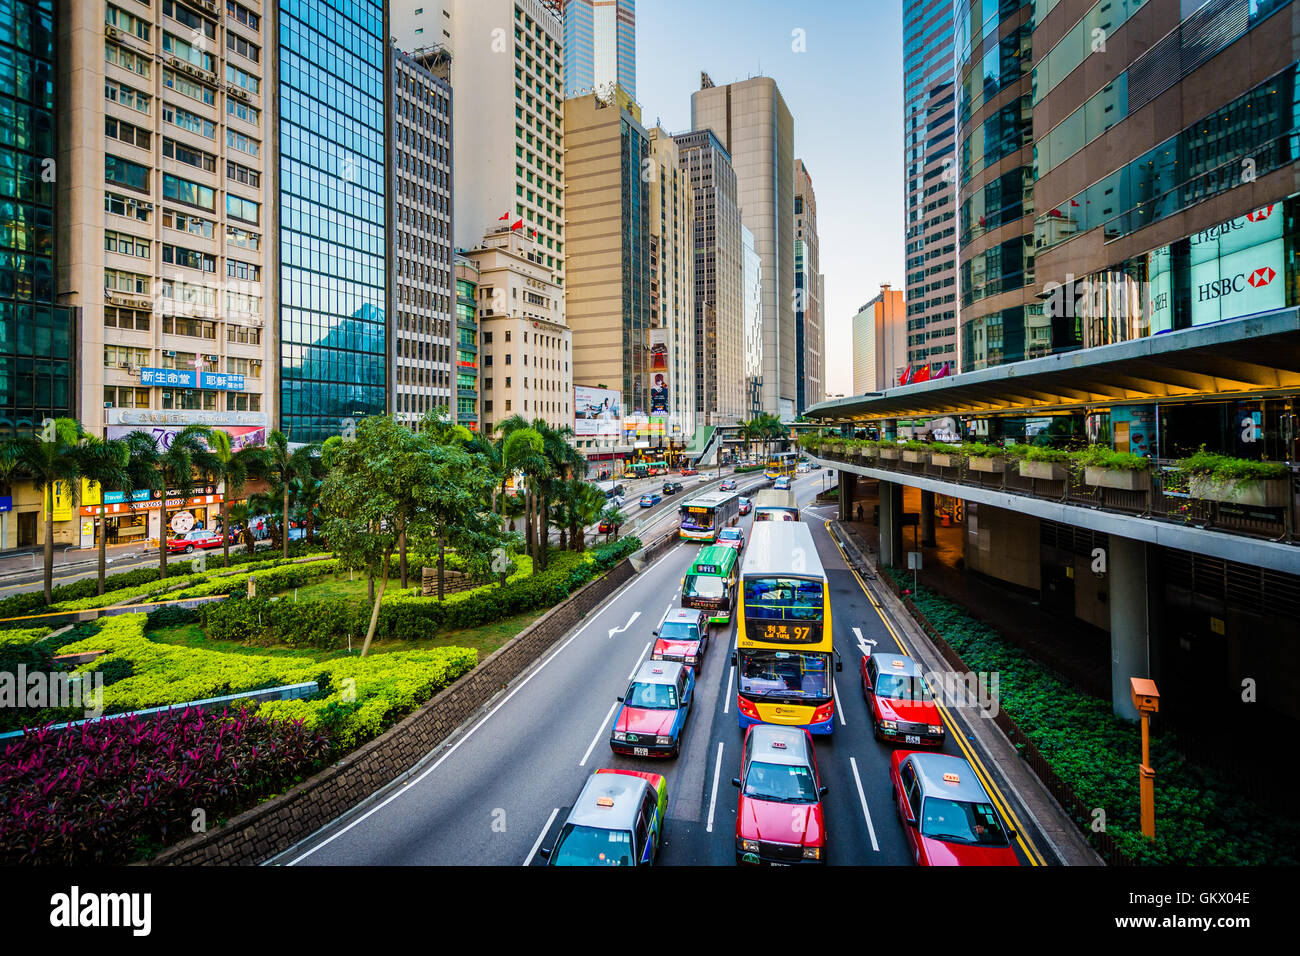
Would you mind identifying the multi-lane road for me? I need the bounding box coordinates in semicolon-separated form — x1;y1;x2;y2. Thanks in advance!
275;470;1052;866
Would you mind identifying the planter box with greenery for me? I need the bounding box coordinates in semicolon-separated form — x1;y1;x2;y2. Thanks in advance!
1177;447;1290;507
878;444;900;461
1019;459;1067;481
1075;447;1153;492
928;443;960;469
901;443;928;464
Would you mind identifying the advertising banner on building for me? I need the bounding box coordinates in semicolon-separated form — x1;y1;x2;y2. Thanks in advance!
1190;203;1285;326
574;385;622;437
649;328;669;414
106;423;266;451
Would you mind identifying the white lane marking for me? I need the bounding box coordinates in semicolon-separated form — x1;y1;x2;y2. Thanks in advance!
285;547;676;865
849;756;881;852
579;698;622;767
832;678;847;726
664;602;673;618
723;662;734;715
853;626;876;658
706;741;725;833
627;640;652;680
607;610;640;639
523;807;560;866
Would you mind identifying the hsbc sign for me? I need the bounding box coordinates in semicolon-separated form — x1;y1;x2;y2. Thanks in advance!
1198;263;1276;301
1190;202;1285;326
1247;266;1276;288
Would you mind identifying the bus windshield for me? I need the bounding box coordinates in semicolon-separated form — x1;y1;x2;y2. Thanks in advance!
680;508;715;531
738;648;830;700
683;575;726;600
743;577;823;620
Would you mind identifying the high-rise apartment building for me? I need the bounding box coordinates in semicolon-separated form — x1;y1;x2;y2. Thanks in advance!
453;255;480;431
561;0;635;100
647;126;696;446
563;88;651;415
463;227;570;435
850;283;905;395
691;74;795;418
794;159;822;414
278;0;387;441
742;225;762;417
60;0;272;448
387;44;454;426
392;1;566;288
955;0;1035;371
903;0;960;376
674;127;744;425
3;0;74;443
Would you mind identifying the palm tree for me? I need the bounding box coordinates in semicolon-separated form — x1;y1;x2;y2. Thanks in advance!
598;503;623;542
533;420;580;569
256;431;317;559
74;435;131;595
12;418;83;602
568;480;607;551
155;424;216;579
207;430;261;567
227;501;257;551
494;414;532;518
465;433;504;514
121;431;164;558
502;427;549;564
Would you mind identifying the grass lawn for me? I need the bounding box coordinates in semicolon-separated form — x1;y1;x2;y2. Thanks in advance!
276;570;423;605
146;610;540;663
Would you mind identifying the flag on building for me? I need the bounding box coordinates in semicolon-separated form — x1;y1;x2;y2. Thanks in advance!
511;219;523;231
499;211;511;220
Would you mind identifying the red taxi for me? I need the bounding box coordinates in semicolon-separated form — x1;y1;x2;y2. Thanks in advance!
732;724;827;864
890;750;1019;866
651;608;708;668
166;528;228;553
862;652;945;746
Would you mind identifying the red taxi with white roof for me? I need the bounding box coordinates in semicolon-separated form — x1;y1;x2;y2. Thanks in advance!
732;724;827;865
890;750;1019;866
862;652;945;746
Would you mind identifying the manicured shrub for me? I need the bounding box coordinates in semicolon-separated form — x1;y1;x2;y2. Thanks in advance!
0;706;331;864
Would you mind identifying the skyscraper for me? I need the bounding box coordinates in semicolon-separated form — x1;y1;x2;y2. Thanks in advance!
794;159;822;414
851;284;905;395
561;0;636;100
691;75;795;418
742;225;762;418
278;0;388;441
387;44;454;426
903;0;960;378
674;127;744;426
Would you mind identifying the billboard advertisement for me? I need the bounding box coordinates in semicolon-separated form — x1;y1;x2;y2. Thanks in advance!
574;385;622;437
106;423;267;452
649;328;669;414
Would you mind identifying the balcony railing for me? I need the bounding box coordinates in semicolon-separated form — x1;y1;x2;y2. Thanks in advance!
812;447;1299;546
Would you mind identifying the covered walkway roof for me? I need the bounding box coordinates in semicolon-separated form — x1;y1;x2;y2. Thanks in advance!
807;309;1300;422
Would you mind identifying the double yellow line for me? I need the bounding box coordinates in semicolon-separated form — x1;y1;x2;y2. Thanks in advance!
823;519;1047;867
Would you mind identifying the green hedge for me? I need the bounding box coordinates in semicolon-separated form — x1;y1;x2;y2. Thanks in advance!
199;538;641;651
883;567;1299;865
53;614;476;752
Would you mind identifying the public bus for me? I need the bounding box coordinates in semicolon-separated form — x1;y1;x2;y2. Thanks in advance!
632;460;668;478
678;491;739;542
681;546;740;625
734;521;841;734
751;488;800;522
764;451;797;480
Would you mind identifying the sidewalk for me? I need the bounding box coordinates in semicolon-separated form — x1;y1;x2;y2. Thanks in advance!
829;519;1103;867
0;541;156;581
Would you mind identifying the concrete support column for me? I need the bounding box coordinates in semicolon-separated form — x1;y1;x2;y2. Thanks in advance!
878;480;904;568
920;490;936;547
838;470;856;522
1109;535;1150;721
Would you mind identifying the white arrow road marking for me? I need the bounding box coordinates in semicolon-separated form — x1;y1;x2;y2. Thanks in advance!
523;807;560;866
706;741;725;833
607;610;641;639
849;757;880;852
853;626;876;658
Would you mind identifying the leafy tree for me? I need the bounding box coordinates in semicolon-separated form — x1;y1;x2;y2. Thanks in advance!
598;503;624;542
566;479;608;551
502;427;549;565
74;435;131;595
12;418;84;602
255;431;317;559
414;438;505;600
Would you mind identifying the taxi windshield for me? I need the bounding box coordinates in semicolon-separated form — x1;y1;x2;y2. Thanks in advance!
682;576;724;600
874;673;934;700
743;760;818;803
658;620;700;640
551;824;634;866
719;529;742;540
626;680;679;709
920;798;1009;846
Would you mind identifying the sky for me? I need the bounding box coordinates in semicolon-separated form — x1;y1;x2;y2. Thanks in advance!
635;0;905;397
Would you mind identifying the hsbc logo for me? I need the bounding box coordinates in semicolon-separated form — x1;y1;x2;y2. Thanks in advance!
1246;204;1275;222
1247;266;1275;288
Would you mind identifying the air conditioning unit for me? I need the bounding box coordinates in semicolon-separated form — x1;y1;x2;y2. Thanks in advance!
206;354;219;362
104;402;114;409
105;25;120;39
163;349;176;357
196;0;217;12
249;317;263;327
229;85;250;101
117;362;130;369
127;365;140;375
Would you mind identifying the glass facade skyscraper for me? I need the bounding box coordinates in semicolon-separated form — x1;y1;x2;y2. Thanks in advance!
0;0;72;433
277;0;387;441
562;0;636;100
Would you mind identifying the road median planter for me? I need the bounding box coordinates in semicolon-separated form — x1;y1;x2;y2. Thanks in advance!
1084;466;1151;492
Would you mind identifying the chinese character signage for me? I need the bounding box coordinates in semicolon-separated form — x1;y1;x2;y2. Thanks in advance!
200;372;246;391
140;367;197;388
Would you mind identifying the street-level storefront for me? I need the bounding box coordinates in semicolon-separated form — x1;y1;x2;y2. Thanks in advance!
78;485;226;548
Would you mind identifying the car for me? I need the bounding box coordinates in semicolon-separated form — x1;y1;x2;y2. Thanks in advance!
598;518;620;534
652;607;709;668
680;467;699;476
719;479;737;491
662;481;684;495
890;750;1019;866
696;473;711;483
862;652;945;746
717;527;745;553
733;724;827;865
610;660;695;758
166;528;225;553
738;497;752;516
639;492;661;507
541;769;668;866
773;476;791;491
